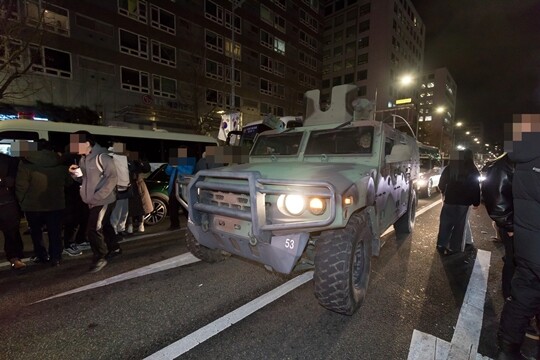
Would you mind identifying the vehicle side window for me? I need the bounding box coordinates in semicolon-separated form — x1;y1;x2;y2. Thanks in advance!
385;138;394;156
0;130;40;155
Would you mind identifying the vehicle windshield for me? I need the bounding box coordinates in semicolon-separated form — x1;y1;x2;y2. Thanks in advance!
251;131;304;156
305;126;374;155
420;157;441;171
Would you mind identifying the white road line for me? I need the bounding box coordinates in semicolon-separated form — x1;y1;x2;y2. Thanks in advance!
448;250;491;359
33;252;200;304
144;271;314;360
407;250;492;360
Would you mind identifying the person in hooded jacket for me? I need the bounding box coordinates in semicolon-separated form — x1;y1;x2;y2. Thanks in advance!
436;149;481;255
16;139;71;266
68;131;118;273
497;115;540;359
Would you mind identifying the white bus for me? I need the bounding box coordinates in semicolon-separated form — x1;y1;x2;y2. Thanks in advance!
0;120;217;165
228;116;303;148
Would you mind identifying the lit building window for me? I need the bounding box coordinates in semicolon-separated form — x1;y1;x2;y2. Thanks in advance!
27;0;70;36
118;0;147;23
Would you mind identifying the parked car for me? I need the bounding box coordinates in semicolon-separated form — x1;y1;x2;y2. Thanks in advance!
416;156;442;198
143;164;169;226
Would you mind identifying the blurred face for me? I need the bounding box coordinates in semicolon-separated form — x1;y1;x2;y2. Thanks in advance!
69;134;91;155
169;147;188;165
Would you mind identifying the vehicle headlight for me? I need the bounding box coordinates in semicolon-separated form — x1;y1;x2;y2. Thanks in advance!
308;197;326;215
478;174;486;182
278;194;306;215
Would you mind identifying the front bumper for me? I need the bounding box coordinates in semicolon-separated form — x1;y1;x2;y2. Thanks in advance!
186;169;337;273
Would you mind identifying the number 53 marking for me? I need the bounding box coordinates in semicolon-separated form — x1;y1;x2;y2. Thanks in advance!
285;238;295;249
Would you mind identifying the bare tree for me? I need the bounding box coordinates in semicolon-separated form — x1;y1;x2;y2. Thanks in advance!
0;0;44;101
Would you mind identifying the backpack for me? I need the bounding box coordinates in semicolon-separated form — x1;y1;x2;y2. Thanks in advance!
96;153;133;198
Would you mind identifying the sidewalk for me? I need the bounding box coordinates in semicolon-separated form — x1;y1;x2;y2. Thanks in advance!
0;216;181;269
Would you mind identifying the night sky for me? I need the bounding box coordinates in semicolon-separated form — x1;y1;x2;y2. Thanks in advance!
411;0;540;145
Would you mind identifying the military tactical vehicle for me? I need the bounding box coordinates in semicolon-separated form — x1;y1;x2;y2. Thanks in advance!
183;85;420;315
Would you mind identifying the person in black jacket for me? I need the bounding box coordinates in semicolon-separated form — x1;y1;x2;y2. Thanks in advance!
482;153;515;299
497;114;540;359
436;149;481;255
0;152;25;270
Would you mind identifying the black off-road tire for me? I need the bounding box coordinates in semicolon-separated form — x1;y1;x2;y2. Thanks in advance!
394;188;417;234
185;229;228;263
313;212;373;315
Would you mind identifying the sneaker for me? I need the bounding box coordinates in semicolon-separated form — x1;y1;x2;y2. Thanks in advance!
77;242;91;250
89;259;107;273
9;258;26;270
63;243;83;257
30;256;50;264
526;318;540;341
106;248;122;259
127;224;133;234
138;223;145;232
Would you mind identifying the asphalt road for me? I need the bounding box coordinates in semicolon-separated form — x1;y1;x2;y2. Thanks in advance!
1;196;539;360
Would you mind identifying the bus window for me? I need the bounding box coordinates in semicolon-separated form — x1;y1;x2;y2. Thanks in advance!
0;120;217;164
0;131;40;155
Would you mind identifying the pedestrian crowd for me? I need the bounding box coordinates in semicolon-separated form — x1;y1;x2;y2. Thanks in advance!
0;131;157;273
434;114;540;359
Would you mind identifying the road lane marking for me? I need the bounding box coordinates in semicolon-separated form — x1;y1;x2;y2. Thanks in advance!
33;252;200;304
144;271;315;359
381;198;442;237
407;250;492;360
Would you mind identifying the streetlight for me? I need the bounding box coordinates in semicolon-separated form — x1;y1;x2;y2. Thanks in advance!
400;74;414;87
436;106;447;154
452;121;464;150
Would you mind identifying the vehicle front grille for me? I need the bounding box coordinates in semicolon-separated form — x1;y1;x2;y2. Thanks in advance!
201;190;251;211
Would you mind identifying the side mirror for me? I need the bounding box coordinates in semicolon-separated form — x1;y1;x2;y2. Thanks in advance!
225;130;243;146
385;144;412;163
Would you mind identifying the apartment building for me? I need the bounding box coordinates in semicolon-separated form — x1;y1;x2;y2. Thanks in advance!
0;0;321;131
321;0;425;125
417;67;457;154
